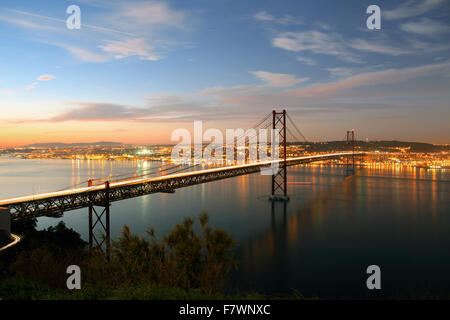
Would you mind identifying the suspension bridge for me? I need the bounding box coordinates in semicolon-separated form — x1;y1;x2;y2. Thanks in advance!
0;109;364;250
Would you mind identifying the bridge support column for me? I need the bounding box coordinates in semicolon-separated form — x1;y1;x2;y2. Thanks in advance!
88;180;111;259
270;109;290;201
346;130;356;175
0;207;11;246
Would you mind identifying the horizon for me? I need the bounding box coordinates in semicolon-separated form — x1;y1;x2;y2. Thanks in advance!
0;0;449;146
6;138;450;149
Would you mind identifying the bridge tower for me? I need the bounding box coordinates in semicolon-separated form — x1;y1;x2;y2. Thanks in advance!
88;180;111;258
346;129;356;175
270;109;289;201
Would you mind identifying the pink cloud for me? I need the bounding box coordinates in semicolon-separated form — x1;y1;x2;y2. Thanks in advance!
286;62;450;97
37;74;54;81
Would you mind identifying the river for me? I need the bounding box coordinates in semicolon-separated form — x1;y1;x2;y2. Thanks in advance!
1;156;449;298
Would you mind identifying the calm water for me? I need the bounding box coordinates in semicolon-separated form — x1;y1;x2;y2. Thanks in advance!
1;156;449;298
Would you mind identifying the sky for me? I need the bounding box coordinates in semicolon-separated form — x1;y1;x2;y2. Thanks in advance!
0;0;449;147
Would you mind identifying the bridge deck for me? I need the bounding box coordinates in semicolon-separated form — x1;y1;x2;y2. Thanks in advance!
0;152;363;218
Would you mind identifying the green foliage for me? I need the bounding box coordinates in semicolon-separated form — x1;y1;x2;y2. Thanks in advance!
0;221;87;282
1;211;240;299
0;280;270;300
106;285;224;300
0;212;309;300
0;280;54;300
8;244;87;288
109;211;238;293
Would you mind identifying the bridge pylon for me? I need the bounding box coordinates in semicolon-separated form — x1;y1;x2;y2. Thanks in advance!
346;129;356;175
88;180;111;259
269;109;289;201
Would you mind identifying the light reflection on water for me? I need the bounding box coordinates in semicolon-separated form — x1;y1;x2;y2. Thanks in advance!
1;156;449;298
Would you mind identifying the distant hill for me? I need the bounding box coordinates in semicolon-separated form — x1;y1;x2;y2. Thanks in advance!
291;140;448;152
17;140;448;152
25;141;125;148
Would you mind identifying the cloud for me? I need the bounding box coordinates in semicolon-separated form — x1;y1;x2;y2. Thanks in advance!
48;103;148;122
142;63;450;120
400;18;449;36
37;75;54;81
252;11;301;25
287;62;450;97
115;1;186;28
11;62;450;125
99;38;162;61
325;68;354;78
26;75;55;90
4;3;181;36
407;38;450;53
272;31;362;63
0;14;62;32
253;11;275;22
0;7;132;36
63;45;110;63
27;82;38;90
296;56;317;66
384;0;446;20
250;71;309;87
315;22;331;31
0;1;188;64
273;29;418;64
0;89;15;95
348;39;409;56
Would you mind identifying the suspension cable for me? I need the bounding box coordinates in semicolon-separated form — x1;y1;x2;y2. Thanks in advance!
286;113;307;141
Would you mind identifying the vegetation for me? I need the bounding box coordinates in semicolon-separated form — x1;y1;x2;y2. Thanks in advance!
0;212;243;300
0;279;270;300
108;212;237;292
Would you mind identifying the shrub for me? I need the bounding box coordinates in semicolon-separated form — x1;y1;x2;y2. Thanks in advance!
109;211;237;292
2;212;237;296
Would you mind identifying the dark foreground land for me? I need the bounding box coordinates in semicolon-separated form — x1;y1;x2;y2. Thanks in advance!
0;212;307;300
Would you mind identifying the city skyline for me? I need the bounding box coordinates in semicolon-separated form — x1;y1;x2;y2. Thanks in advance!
0;0;449;147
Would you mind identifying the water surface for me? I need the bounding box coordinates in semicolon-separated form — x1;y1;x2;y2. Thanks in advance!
1;156;449;298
